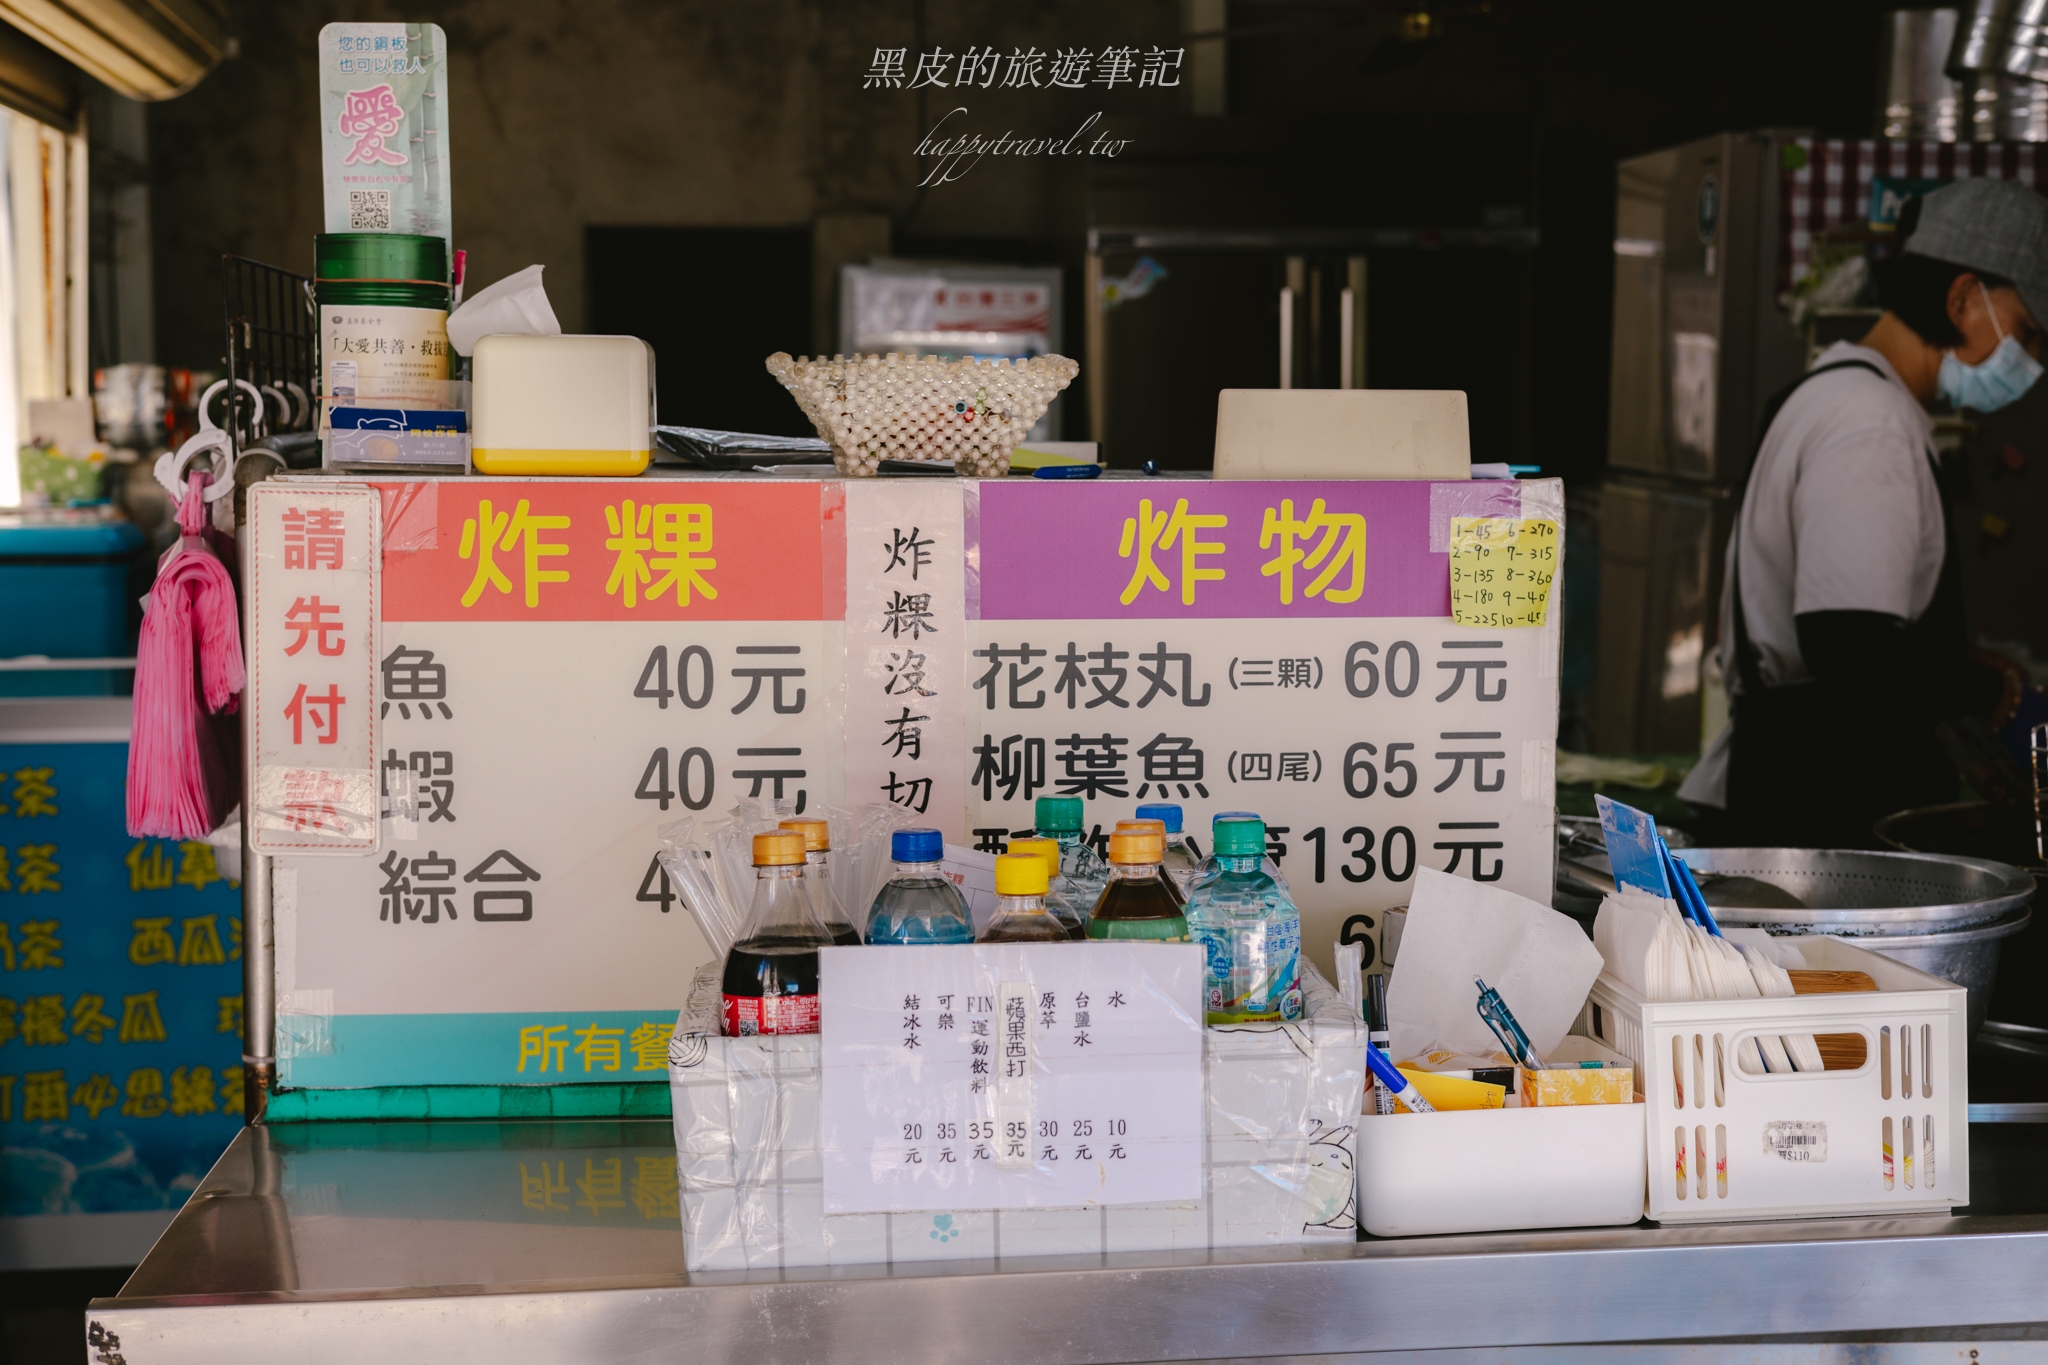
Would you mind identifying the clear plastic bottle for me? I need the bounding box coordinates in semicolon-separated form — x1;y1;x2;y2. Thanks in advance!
978;853;1074;943
721;830;833;1036
865;828;975;945
1034;795;1108;911
1199;811;1291;894
1135;802;1204;898
1186;816;1302;1023
778;817;863;946
1115;818;1187;907
1004;837;1087;939
1087;829;1189;942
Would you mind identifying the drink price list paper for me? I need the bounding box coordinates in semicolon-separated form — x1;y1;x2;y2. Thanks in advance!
818;943;1203;1213
1447;516;1557;628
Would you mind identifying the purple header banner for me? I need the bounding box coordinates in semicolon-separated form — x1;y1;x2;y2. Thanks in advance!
973;478;1525;620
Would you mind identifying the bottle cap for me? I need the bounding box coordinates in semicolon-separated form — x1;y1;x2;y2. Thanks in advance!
1035;795;1084;833
779;817;830;852
1007;837;1062;875
752;830;807;866
891;828;944;863
1115;818;1167;837
1134;802;1183;833
1107;830;1165;865
1213;811;1258;826
1213;818;1266;857
994;853;1050;897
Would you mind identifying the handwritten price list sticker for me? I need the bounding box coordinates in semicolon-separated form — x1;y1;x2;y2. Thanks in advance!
1447;517;1558;628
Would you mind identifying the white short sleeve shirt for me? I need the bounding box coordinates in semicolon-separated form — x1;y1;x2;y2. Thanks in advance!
1679;342;1944;808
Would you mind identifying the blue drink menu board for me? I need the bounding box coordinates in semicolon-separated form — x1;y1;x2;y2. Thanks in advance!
0;738;243;1219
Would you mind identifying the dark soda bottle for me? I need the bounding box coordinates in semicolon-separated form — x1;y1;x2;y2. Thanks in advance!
978;852;1075;943
721;830;834;1036
779;817;863;946
1087;830;1189;942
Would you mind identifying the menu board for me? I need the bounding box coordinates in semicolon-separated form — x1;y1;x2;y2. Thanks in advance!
268;474;1560;1090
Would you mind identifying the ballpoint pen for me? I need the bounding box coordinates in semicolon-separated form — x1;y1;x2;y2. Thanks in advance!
1365;1037;1436;1113
1475;977;1547;1070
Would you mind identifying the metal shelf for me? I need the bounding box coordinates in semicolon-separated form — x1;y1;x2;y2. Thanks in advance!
84;1118;2048;1363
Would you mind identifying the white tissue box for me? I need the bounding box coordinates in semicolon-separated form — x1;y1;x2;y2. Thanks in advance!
666;963;1364;1271
471;334;653;476
1582;936;1968;1224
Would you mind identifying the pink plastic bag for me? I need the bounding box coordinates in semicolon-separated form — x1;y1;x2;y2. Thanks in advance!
126;472;246;838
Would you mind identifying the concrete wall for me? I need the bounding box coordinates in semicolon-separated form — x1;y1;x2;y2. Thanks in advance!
149;0;1182;367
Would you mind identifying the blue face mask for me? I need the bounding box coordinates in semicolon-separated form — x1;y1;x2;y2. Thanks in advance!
1938;286;2044;412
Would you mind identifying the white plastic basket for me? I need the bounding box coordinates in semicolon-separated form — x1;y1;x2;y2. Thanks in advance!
666;963;1365;1271
1356;1100;1647;1237
1581;936;1968;1224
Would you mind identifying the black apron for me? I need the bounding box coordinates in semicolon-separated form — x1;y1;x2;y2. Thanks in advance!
1722;361;1966;849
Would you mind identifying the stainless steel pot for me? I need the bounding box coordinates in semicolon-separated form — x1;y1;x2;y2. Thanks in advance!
1670;847;2035;933
1834;906;2033;1038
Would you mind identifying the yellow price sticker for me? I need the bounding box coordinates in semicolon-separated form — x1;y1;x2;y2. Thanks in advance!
1448;517;1557;628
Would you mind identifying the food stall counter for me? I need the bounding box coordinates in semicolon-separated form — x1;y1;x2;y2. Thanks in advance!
86;1118;2048;1363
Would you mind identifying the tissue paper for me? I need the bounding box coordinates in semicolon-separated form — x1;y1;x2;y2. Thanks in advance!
446;264;562;356
1384;868;1606;1062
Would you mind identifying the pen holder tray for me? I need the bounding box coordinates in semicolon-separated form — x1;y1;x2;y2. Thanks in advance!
1582;936;1968;1224
1356;1099;1647;1237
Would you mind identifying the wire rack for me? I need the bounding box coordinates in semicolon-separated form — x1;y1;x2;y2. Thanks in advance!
221;254;316;453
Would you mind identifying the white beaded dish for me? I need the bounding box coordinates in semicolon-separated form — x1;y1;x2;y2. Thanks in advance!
765;351;1079;477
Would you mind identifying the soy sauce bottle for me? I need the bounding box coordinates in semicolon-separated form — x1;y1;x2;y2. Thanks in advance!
978;852;1075;943
721;830;833;1036
1087;830;1190;942
778;817;863;946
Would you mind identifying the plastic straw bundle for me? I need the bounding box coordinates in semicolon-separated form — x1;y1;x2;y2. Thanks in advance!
126;473;246;838
659;799;924;957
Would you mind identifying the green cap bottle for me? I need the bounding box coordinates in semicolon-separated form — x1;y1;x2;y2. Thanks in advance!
1213;816;1266;857
1035;795;1084;834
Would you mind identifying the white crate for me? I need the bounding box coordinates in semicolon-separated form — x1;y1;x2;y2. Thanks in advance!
1581;936;1968;1224
667;963;1365;1271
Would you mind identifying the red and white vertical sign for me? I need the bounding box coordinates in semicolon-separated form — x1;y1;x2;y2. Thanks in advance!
248;483;382;854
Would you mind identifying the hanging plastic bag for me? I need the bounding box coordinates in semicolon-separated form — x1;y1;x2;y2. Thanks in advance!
127;471;246;838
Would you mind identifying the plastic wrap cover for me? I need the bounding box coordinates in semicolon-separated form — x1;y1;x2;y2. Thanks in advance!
667;962;1364;1270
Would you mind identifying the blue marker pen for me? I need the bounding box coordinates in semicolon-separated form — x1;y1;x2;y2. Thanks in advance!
1032;463;1102;479
1365;1039;1436;1114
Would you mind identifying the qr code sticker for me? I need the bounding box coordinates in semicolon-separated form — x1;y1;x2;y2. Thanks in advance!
349;189;391;230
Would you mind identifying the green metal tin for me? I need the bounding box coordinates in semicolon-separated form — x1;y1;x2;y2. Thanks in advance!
315;232;450;309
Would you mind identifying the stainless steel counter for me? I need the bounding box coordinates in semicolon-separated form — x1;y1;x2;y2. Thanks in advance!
86;1118;2048;1363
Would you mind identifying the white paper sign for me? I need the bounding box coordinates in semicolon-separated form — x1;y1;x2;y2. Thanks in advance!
819;943;1203;1213
248;483;382;855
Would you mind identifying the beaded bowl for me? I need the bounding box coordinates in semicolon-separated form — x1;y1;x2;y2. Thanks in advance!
765;351;1079;477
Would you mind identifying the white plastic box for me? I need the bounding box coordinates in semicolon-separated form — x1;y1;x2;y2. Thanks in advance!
1356;1099;1648;1238
1581;936;1968;1224
666;964;1365;1271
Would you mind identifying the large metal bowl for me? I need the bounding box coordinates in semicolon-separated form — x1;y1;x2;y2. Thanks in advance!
1669;847;2035;933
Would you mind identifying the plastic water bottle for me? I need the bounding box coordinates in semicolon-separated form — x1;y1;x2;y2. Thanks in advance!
978;853;1073;943
721;830;833;1036
1134;803;1204;897
778;817;862;946
1087;829;1189;942
1186;815;1302;1023
1033;795;1108;912
865;828;974;945
1003;837;1086;938
1199;811;1290;894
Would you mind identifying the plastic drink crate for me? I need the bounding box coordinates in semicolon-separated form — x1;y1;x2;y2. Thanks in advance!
1581;936;1968;1224
666;961;1365;1271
